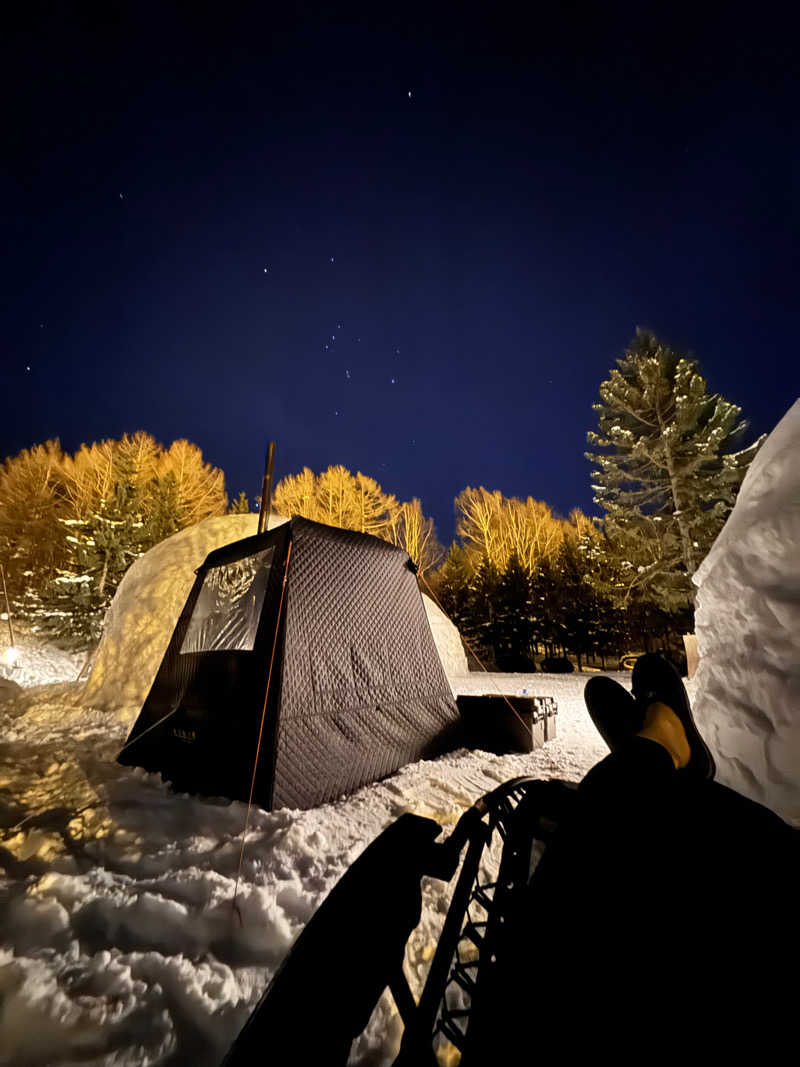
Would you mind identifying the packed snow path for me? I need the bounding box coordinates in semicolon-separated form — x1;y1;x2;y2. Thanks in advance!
0;671;653;1066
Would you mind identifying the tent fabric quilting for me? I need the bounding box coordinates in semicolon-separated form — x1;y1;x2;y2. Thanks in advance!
119;517;461;811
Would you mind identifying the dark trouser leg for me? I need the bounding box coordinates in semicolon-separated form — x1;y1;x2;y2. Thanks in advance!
487;739;798;1059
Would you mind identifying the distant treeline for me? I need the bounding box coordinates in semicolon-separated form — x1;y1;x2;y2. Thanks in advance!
0;331;761;660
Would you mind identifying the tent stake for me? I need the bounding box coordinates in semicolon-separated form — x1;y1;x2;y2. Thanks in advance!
1;563;15;648
257;441;276;534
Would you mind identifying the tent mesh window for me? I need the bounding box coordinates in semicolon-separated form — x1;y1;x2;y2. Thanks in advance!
180;546;276;654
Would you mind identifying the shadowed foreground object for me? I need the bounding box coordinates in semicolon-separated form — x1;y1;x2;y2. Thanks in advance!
118;517;461;810
221;656;799;1062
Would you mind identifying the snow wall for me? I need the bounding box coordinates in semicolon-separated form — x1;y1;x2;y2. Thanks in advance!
693;399;800;826
84;513;468;718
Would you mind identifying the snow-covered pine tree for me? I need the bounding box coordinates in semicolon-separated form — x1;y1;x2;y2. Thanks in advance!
586;329;762;608
44;481;149;644
40;433;227;644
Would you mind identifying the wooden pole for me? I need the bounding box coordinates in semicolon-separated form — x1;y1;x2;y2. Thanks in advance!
0;563;15;648
257;441;276;534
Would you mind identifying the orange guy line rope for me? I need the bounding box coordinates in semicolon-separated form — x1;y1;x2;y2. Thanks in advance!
231;539;293;923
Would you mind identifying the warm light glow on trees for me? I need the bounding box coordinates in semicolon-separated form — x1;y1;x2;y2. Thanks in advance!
0;441;67;597
454;487;571;574
0;432;227;642
155;438;227;525
273;467;317;522
273;466;442;571
387;498;444;575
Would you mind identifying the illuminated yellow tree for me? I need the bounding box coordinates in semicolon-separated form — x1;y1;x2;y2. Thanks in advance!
387;498;444;574
274;466;444;567
273;467;318;521
0;441;67;613
1;432;228;643
275;465;399;536
155;438;227;525
455;487;567;574
454;487;505;564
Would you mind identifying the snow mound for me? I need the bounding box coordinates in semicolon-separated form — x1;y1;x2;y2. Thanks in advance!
83;515;284;715
422;594;468;687
693;399;800;826
0;632;85;690
84;514;468;717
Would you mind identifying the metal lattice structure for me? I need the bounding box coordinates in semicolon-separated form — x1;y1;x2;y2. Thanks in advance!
393;777;575;1064
223;775;577;1066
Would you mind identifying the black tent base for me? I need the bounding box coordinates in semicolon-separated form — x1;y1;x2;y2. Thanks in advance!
222;775;578;1066
457;695;558;754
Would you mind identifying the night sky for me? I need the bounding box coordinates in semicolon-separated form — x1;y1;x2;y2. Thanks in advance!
3;4;797;543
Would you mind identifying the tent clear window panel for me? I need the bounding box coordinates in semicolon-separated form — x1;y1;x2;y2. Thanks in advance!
180;547;275;654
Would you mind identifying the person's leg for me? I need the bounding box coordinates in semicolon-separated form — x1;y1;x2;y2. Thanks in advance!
491;695;798;1057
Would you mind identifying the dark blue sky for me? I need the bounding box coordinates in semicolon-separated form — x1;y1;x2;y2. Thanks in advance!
3;3;797;543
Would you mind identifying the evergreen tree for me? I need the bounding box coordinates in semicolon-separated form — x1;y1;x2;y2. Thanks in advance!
6;432;228;645
493;553;536;670
529;557;561;658
434;543;472;627
229;491;251;514
586;329;762;608
44;484;142;643
459;553;499;667
553;537;600;669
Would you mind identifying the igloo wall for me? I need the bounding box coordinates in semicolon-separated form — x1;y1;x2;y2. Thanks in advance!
692;400;800;826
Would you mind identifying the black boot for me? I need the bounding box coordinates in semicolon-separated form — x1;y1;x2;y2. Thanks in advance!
632;653;716;780
583;675;643;752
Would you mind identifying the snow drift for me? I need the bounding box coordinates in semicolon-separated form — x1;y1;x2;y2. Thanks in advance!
693;399;800;825
0;667;606;1067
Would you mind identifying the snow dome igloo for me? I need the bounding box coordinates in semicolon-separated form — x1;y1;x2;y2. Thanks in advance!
84;513;467;720
692;400;800;826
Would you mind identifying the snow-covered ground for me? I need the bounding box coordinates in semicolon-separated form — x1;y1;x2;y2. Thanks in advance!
0;651;649;1067
0;631;86;690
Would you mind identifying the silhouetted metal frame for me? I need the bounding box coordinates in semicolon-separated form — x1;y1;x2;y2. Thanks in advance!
222;775;577;1066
